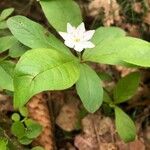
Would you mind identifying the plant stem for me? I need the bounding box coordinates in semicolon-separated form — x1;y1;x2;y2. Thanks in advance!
77;52;82;62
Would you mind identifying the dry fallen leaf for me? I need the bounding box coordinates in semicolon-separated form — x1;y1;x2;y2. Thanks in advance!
56;101;79;132
75;134;99;150
74;114;115;150
100;143;117;150
116;139;145;150
132;2;143;14
115;65;137;77
129;139;145;150
74;112;146;150
0;94;13;112
143;11;150;25
88;0;121;26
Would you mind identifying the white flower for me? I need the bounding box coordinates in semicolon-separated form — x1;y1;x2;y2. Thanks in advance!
59;22;95;52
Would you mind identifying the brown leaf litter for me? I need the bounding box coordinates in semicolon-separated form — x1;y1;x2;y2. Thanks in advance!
88;0;121;26
75;113;146;150
56;100;80;132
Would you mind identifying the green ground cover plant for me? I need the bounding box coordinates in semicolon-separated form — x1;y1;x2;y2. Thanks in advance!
0;0;150;144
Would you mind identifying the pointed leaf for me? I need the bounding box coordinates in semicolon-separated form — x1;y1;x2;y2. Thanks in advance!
0;36;17;53
84;35;150;66
90;27;126;45
7;16;73;56
0;8;14;21
119;37;150;67
76;64;103;113
0;61;15;91
40;0;82;31
113;72;140;103
14;48;80;108
83;27;126;65
9;41;28;58
115;106;136;142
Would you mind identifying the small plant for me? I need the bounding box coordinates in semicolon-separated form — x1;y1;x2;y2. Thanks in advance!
103;72;140;142
1;0;150;143
0;127;44;150
0;7;28;92
0;137;8;150
11;107;42;145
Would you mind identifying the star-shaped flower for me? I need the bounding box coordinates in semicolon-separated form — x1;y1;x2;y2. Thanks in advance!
59;22;95;52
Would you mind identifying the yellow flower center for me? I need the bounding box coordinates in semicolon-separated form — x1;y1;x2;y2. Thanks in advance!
74;38;80;42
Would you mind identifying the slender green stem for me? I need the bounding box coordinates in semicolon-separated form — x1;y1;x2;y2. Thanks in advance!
77;52;82;62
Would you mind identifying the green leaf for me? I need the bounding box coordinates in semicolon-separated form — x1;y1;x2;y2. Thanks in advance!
84;35;150;67
0;61;15;91
113;72;140;104
0;8;14;21
0;21;7;29
118;37;150;67
19;107;28;117
40;0;82;31
25;119;42;139
103;90;112;104
14;48;80;108
0;138;8;150
115;106;136;142
11;113;20;122
89;27;126;45
19;136;32;145
83;27;126;65
9;41;28;58
31;146;44;150
7;16;73;56
76;64;103;113
0;28;10;37
0;36;17;53
98;72;112;81
11;121;25;138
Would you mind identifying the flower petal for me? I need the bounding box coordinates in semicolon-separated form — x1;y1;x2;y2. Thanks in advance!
67;23;75;33
59;32;69;41
77;22;85;33
64;40;74;48
83;41;95;49
74;43;84;52
83;30;95;41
